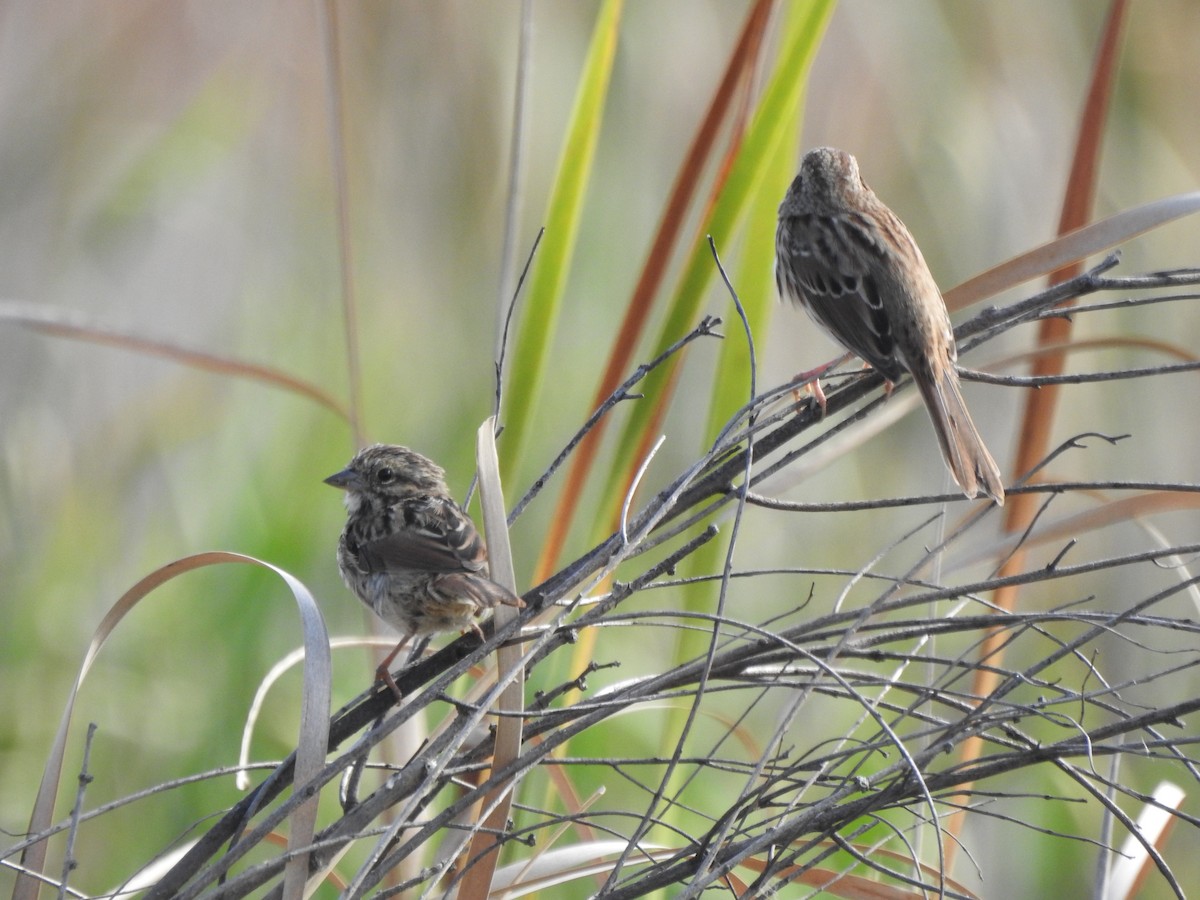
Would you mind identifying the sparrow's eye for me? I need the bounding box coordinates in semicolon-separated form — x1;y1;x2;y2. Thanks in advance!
377;467;395;484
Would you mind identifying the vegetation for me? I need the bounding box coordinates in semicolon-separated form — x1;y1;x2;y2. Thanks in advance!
4;2;1200;897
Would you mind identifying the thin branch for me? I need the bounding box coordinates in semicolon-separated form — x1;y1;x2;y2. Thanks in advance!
508;314;723;522
94;262;1200;899
963;359;1200;386
57;724;96;900
493;227;544;426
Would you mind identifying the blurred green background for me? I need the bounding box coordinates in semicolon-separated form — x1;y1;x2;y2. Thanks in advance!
2;2;1199;896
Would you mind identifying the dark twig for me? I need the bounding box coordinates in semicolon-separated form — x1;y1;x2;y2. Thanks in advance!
606;239;757;890
688;236;761;886
508;313;724;522
741;477;1200;514
58;724;97;900
963;359;1200;386
493;227;544;427
72;262;1200;899
954;252;1121;345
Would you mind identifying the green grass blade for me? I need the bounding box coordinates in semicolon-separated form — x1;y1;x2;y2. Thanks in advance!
499;0;625;487
702;109;800;445
595;0;835;531
661;70;805;699
648;6;825;850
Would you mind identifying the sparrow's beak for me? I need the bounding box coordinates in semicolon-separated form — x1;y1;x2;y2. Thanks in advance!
323;467;362;491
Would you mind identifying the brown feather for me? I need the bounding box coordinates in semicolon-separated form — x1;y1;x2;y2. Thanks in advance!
910;364;1006;505
777;147;1006;504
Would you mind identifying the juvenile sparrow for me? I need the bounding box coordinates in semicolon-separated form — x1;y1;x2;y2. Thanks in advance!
325;444;523;698
775;147;1005;504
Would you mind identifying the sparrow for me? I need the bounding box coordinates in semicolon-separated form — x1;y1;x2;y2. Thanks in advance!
775;146;1005;504
325;443;523;699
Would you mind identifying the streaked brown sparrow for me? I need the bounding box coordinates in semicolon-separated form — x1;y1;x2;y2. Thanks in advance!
775;147;1005;504
325;444;523;698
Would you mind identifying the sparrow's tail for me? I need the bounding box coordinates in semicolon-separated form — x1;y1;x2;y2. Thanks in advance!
913;366;1005;505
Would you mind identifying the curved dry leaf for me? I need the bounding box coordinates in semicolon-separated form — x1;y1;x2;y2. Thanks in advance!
1105;781;1185;900
13;552;331;900
944;192;1200;311
1132;520;1200;617
956;489;1200;571
503;787;606;892
490;838;977;898
490;842;673;897
0;300;351;423
111;843;198;897
457;416;526;898
238;637;391;791
731;842;979;899
991;335;1200;373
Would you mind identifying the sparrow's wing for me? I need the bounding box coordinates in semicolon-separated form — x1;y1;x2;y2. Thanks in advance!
356;496;523;608
357;495;486;573
775;209;904;381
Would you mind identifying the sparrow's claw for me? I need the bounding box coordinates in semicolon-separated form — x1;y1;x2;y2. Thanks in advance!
375;634;413;703
791;361;835;418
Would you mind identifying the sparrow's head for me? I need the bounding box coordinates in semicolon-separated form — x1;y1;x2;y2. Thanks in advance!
324;444;449;507
779;147;870;216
